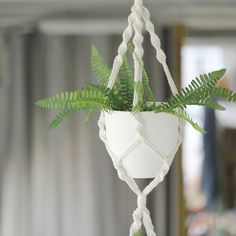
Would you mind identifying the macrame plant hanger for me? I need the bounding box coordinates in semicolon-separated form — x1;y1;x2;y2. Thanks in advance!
98;0;185;235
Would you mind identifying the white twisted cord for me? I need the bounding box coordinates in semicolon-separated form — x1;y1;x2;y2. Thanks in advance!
130;208;143;235
107;13;134;89
130;194;156;236
143;208;156;236
131;0;145;106
141;6;178;95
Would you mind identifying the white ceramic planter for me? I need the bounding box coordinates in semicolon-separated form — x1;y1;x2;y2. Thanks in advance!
105;111;180;179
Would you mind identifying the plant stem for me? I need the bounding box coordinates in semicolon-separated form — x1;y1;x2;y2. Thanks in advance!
135;230;142;236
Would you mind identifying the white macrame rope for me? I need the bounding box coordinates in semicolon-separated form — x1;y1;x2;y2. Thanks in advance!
141;6;178;95
107;13;134;89
131;0;144;106
98;0;185;235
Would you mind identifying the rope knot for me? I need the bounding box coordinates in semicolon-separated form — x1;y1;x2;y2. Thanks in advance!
137;194;147;209
114;161;122;169
118;169;127;180
156;49;166;62
114;161;127;180
134;0;143;7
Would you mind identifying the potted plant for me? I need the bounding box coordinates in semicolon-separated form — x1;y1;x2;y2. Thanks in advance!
35;46;236;179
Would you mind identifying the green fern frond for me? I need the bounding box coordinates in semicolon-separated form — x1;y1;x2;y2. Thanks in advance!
116;55;134;109
154;107;206;133
49;108;77;129
132;81;145;112
161;69;226;110
210;86;236;102
135;230;142;236
35;91;73;109
91;45;111;85
83;110;96;124
35;45;235;133
195;98;226;110
35;89;112;111
86;82;125;111
143;69;156;102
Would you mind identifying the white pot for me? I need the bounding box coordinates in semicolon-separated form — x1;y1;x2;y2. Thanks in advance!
105;111;180;179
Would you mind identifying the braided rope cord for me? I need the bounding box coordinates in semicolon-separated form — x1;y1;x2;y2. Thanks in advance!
98;0;185;235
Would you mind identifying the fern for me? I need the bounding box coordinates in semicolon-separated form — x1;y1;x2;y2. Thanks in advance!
106;89;125;111
35;45;236;132
83;110;96;124
35;89;112;111
91;45;111;85
116;55;134;110
210;86;236;102
160;69;226;110
143;69;156;102
135;230;142;236
91;47;133;110
49;107;77;129
195;98;226;110
132;81;145;112
154;107;206;133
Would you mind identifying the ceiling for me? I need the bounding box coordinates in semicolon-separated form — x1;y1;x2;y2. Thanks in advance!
0;0;236;31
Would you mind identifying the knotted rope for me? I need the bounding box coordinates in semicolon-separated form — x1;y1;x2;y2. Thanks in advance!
98;0;185;235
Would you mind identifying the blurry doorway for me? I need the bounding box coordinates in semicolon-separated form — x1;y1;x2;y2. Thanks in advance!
182;35;236;236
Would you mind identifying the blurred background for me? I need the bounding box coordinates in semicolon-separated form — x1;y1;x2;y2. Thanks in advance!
0;0;236;236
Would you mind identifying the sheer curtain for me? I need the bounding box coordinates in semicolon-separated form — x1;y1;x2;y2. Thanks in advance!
0;28;183;236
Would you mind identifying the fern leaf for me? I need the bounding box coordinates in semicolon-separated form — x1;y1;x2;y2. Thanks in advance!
49;108;77;129
35;89;112;111
83;110;96;124
143;69;156;102
195;98;226;110
132;81;145;112
135;230;142;236
210;87;236;102
106;89;125;110
154;107;206;133
162;69;226;110
116;55;134;109
91;46;111;85
35;92;69;109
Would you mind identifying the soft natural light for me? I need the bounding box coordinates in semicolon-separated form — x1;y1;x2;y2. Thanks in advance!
182;42;225;210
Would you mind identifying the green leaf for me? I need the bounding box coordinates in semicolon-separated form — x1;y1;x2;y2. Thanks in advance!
35;89;112;111
49;107;77;129
35;45;236;133
83;110;96;124
154;106;206;133
91;45;111;85
115;55;134;110
135;230;142;236
210;87;236;102
161;69;227;110
132;81;144;112
143;69;156;102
